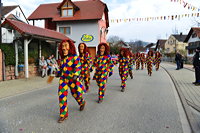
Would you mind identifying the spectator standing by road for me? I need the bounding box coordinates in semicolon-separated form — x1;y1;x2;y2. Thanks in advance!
193;47;200;86
175;52;182;70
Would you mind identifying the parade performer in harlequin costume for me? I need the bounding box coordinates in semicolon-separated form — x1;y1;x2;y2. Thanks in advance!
140;53;145;70
135;52;141;70
144;53;147;68
146;51;154;76
91;43;114;103
118;48;130;92
132;53;135;65
56;40;86;123
78;43;92;92
128;51;134;79
154;51;162;71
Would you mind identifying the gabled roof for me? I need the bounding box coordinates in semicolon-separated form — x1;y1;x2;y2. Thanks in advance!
145;43;155;48
172;34;187;42
6;14;24;23
1;5;29;24
184;27;200;42
57;0;79;10
28;0;109;27
155;39;167;50
156;39;167;45
2;18;73;42
1;5;18;17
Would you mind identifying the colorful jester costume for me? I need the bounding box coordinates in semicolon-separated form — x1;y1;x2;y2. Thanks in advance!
135;53;141;70
118;56;130;89
146;55;154;76
92;55;114;100
57;54;85;118
128;54;134;79
140;53;145;70
154;52;162;71
79;52;92;92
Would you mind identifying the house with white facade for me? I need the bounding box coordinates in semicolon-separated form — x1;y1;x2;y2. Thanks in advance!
1;5;28;43
184;27;200;57
28;0;109;58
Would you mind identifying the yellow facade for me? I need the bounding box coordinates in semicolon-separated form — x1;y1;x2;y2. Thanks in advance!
165;35;188;53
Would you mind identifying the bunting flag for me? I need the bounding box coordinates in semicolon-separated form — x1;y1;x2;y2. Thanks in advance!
110;12;200;23
170;0;200;12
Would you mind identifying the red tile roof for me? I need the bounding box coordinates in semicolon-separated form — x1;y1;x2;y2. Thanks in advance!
2;18;73;42
28;0;108;22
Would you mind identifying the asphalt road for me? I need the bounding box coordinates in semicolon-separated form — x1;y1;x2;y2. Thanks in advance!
0;66;190;133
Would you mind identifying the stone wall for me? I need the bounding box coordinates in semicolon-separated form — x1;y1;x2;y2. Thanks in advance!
5;64;39;80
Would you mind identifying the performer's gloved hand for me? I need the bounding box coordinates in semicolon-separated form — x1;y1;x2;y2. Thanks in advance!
109;72;112;77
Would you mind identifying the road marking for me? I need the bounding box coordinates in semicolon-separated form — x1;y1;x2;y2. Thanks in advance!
162;67;192;133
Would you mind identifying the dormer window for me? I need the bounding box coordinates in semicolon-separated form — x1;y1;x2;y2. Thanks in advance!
62;2;73;17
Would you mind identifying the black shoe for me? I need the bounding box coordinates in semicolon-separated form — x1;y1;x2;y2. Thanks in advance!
80;101;86;111
195;83;200;86
193;82;197;84
97;99;103;103
121;87;125;92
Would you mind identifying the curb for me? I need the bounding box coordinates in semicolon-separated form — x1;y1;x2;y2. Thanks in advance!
161;66;199;133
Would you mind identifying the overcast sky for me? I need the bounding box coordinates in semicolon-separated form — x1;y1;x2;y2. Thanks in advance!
3;0;200;43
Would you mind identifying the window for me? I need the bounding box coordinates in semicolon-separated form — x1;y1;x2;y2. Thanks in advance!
59;27;71;35
192;33;197;38
62;2;73;17
62;8;73;16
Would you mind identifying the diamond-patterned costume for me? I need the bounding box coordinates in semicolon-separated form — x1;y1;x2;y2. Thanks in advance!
79;52;92;92
154;54;162;71
92;55;114;100
140;54;145;70
135;53;141;70
57;55;85;118
128;56;133;78
118;56;130;88
146;56;154;76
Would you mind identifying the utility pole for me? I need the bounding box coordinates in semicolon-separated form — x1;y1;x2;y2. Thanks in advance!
0;0;2;44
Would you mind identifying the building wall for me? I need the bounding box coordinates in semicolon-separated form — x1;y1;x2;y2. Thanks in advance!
2;28;14;43
2;7;28;43
4;7;28;23
56;20;99;50
165;36;176;53
45;19;56;31
187;32;200;57
98;12;107;43
0;49;2;81
165;35;188;54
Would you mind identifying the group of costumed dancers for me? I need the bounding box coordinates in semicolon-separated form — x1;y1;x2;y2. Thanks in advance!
50;39;162;123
